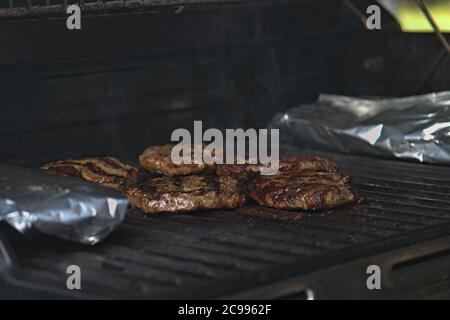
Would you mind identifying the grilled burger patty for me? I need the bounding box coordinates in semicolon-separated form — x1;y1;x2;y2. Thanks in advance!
122;174;247;213
41;157;137;191
249;170;357;210
216;155;337;177
139;144;215;176
41;153;356;212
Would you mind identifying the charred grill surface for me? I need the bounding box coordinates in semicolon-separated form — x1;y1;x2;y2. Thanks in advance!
123;174;247;213
40;157;137;191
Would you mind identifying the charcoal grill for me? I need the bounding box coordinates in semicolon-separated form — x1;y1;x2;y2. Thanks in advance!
1;0;450;299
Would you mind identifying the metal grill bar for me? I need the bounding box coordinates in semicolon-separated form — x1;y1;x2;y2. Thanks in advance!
0;0;255;19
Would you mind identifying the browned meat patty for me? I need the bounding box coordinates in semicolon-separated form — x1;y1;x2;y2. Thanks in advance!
216;155;337;177
41;157;137;191
139;144;216;176
122;174;246;213
249;170;357;210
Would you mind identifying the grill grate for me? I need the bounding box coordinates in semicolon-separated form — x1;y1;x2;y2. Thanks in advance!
2;147;450;299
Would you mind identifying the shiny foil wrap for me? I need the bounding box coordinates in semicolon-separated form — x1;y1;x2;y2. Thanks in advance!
0;165;128;245
271;92;450;164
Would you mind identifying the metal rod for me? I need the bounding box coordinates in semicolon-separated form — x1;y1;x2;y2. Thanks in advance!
421;47;448;91
341;0;367;28
415;0;450;55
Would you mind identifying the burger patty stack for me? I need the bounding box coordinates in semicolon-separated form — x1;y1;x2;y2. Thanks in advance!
41;144;358;213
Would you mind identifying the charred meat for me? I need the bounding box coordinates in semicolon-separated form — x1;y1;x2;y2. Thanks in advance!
123;174;247;213
216;155;337;177
41;152;357;212
249;170;357;210
41;157;137;191
139;144;215;176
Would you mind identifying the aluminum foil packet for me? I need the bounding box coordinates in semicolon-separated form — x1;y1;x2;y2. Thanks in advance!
270;91;450;164
0;165;128;245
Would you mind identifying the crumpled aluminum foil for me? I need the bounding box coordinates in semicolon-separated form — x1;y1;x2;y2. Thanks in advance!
0;165;128;245
270;92;450;164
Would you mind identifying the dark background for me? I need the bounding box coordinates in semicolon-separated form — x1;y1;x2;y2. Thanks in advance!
0;0;448;166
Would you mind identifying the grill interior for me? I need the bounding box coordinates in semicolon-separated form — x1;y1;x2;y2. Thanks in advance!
2;146;450;299
1;0;450;299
